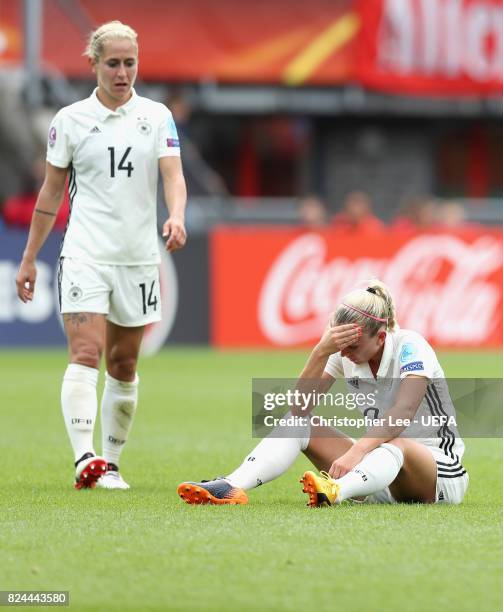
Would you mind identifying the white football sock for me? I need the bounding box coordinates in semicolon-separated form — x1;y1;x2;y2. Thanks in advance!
226;418;310;490
61;363;99;462
100;372;138;467
335;443;404;502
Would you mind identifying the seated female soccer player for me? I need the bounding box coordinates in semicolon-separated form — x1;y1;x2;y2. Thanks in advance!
178;280;468;507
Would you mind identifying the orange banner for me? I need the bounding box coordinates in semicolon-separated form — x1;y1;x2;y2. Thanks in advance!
211;227;503;348
0;0;357;84
0;0;22;65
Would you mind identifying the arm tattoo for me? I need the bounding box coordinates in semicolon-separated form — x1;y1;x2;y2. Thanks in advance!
35;208;57;217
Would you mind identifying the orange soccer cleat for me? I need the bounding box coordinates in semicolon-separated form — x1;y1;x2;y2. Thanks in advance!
177;478;248;505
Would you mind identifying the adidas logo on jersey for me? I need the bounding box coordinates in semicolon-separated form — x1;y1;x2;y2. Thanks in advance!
90;126;101;133
438;490;445;501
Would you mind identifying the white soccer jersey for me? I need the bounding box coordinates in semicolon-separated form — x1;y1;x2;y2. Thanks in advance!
324;328;465;461
46;88;180;265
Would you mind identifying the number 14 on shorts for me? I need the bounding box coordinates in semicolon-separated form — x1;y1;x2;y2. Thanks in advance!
139;281;158;314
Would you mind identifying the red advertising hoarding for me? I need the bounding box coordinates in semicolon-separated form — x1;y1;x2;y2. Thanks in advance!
211;227;503;348
356;0;503;95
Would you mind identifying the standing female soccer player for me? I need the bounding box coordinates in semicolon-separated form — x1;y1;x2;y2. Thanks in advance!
178;280;468;506
16;21;187;489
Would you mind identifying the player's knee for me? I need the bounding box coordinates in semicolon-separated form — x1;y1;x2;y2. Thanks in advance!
108;356;137;381
380;442;405;471
387;438;406;452
71;343;102;369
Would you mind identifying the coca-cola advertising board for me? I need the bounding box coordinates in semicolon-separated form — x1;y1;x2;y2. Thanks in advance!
356;0;503;95
211;227;503;348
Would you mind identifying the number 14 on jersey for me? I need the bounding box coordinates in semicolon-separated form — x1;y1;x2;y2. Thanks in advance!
108;147;134;177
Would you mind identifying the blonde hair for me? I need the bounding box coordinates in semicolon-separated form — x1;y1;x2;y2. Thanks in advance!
332;279;397;335
84;21;138;62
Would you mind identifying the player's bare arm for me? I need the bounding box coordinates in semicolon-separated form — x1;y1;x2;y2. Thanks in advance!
159;155;187;252
16;162;68;302
328;375;428;478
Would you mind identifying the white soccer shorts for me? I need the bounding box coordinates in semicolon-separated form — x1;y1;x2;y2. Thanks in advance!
367;444;469;505
58;257;162;327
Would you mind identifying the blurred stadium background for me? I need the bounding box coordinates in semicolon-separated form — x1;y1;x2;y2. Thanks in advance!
1;0;503;352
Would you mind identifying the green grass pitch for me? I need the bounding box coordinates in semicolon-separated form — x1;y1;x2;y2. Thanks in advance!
1;349;502;611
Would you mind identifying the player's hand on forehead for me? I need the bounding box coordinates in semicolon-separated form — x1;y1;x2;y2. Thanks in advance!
319;320;362;354
331;323;363;350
